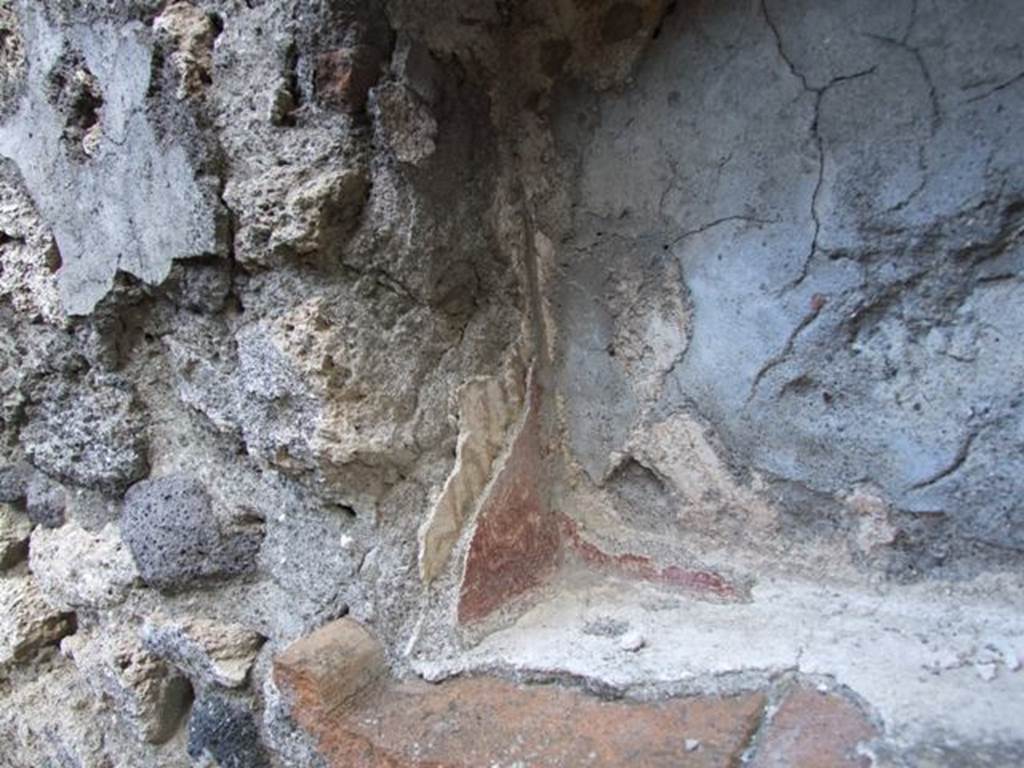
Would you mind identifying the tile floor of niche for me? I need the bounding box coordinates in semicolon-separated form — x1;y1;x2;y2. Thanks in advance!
274;616;878;767
445;572;1024;747
274;569;1024;767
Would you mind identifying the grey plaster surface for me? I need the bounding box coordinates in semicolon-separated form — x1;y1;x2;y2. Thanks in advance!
553;0;1024;567
0;0;222;316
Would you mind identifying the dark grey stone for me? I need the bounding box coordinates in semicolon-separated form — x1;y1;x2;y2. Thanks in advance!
161;258;233;315
207;524;265;585
122;475;262;592
25;473;65;528
0;461;32;503
20;375;149;494
186;695;269;768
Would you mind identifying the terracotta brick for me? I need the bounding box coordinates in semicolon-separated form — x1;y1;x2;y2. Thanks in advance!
751;686;878;768
273;618;387;723
457;382;560;623
274;620;768;767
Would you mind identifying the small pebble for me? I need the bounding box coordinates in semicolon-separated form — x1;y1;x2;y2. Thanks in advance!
619;631;645;652
975;663;997;681
685;739;700;752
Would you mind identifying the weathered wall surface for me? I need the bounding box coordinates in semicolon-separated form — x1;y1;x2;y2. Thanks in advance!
553;0;1024;581
0;0;1022;765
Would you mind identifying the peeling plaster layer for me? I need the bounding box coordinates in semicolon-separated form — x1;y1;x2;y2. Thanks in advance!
0;1;221;316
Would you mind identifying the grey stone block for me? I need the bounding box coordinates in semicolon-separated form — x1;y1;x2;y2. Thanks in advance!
0;461;32;503
122;475;262;592
25;473;65;528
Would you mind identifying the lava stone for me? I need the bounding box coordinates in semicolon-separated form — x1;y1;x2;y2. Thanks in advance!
122;475;260;591
187;694;269;768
